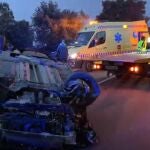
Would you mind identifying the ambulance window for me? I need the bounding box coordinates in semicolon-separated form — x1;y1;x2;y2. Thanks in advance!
69;31;94;46
95;31;106;45
76;32;94;45
89;31;106;48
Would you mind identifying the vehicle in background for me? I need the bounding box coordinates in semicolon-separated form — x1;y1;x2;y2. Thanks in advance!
68;20;150;72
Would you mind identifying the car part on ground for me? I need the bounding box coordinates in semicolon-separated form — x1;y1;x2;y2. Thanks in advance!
64;72;101;106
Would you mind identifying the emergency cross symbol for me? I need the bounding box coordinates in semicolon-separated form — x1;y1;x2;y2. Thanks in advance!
114;32;122;43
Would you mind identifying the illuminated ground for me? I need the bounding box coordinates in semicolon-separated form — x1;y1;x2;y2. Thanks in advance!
87;75;150;150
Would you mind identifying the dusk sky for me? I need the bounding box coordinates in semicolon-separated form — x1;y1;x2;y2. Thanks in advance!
0;0;150;22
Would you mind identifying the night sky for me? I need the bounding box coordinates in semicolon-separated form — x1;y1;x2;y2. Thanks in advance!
0;0;150;22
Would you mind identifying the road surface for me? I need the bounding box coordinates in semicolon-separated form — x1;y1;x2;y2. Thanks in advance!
87;72;150;150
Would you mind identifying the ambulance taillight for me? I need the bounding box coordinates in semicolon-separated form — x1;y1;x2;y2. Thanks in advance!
129;66;139;73
93;64;101;70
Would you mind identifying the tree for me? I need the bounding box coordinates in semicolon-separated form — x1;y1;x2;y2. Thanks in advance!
0;2;14;35
0;2;33;50
60;10;88;41
6;20;34;49
96;0;146;21
32;1;61;51
32;1;88;51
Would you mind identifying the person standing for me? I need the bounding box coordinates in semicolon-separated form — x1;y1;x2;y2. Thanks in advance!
56;40;68;62
0;36;4;51
137;36;147;53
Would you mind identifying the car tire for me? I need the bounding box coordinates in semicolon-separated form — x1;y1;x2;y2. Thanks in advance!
64;72;101;106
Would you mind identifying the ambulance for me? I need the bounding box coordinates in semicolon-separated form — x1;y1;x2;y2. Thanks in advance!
68;20;150;71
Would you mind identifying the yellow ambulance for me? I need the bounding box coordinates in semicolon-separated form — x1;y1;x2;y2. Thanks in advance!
68;20;150;71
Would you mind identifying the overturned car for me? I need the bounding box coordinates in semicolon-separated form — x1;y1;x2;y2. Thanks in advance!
0;51;100;149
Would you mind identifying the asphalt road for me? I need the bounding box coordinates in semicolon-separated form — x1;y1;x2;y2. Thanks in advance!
86;72;150;150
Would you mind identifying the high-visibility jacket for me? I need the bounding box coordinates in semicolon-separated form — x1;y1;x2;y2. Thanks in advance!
137;40;147;51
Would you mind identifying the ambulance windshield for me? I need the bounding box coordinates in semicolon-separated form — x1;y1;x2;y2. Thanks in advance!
69;31;94;47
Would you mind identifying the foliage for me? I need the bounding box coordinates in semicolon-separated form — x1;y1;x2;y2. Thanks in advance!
32;1;88;51
0;2;14;35
96;0;146;21
6;20;34;49
0;2;33;50
60;10;88;41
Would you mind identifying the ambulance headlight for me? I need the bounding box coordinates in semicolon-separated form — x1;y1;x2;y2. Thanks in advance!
147;37;150;43
71;53;77;59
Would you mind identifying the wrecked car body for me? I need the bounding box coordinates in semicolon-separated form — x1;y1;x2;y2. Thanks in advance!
0;51;100;149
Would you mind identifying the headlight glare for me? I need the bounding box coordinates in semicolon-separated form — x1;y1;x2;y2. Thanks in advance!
71;53;77;59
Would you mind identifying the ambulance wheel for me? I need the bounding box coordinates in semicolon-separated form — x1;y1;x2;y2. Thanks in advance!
107;71;111;77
